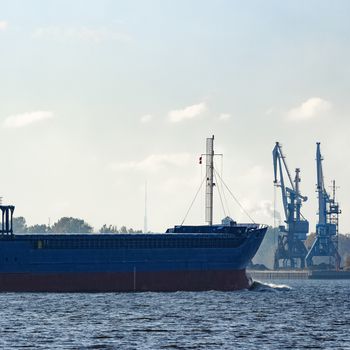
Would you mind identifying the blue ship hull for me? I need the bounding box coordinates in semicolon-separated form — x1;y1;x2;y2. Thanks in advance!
0;224;266;292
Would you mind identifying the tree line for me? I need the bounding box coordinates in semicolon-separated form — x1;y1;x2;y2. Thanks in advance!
13;217;142;234
253;226;350;269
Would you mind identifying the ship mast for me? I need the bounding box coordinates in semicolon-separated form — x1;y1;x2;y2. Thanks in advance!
205;135;214;226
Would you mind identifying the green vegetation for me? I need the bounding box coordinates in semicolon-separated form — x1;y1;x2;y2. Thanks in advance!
12;216;141;234
13;216;93;233
51;217;93;233
12;217;28;233
253;227;350;269
99;224;142;233
306;232;350;268
99;224;119;233
27;224;49;233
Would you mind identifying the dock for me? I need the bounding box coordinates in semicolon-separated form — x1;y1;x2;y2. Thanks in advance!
247;270;350;280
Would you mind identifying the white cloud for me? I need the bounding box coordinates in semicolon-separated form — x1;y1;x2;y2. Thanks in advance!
3;111;54;128
219;113;231;121
111;153;191;172
226;165;272;222
32;26;131;43
0;21;8;31
168;102;206;123
140;114;153;123
265;108;274;116
287;97;332;121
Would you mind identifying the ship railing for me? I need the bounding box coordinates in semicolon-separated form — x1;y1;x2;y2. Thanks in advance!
237;223;268;230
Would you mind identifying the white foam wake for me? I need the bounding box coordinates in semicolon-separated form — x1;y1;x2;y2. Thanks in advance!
249;280;292;292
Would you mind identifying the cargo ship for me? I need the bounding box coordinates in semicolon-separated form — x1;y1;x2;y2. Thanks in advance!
0;136;267;292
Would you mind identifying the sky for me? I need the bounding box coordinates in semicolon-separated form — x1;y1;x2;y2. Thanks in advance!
1;0;350;233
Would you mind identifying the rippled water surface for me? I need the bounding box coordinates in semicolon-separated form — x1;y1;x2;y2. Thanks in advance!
0;280;349;349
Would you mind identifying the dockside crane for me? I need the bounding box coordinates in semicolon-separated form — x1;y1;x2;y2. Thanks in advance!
273;142;309;269
305;143;341;270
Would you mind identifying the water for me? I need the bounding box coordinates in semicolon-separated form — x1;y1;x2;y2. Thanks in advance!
0;280;349;349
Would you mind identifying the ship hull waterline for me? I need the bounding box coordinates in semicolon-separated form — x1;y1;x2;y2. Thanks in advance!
0;269;251;292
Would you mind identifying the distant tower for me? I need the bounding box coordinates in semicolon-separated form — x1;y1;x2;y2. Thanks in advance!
144;181;148;233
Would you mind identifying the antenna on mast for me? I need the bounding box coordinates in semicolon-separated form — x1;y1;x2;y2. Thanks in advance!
205;135;215;226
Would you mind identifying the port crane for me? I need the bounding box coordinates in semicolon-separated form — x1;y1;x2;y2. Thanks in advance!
305;143;341;269
273;142;309;269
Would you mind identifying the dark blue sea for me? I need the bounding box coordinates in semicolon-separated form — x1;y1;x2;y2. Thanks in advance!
0;280;349;349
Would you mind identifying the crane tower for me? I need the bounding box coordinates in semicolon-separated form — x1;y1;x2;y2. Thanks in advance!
305;143;341;270
273;142;309;269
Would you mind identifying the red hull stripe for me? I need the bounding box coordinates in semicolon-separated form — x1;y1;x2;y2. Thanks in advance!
0;269;251;292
